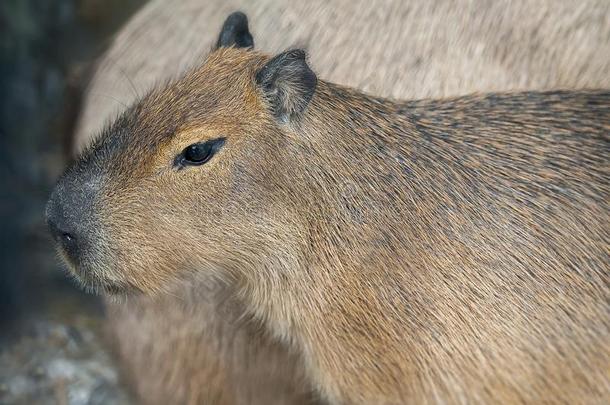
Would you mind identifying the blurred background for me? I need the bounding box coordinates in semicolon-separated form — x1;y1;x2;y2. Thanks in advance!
1;1;144;403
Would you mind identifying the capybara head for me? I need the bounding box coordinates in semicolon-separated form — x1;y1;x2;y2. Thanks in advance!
46;13;317;294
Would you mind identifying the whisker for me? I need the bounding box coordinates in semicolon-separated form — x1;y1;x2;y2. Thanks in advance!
87;92;129;110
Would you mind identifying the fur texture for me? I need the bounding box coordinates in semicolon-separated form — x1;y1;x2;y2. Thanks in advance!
56;46;610;404
70;2;610;404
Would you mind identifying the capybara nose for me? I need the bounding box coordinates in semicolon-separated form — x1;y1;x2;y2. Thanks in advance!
45;170;100;264
45;197;80;260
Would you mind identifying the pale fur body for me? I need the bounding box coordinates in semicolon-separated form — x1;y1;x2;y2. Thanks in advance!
70;1;610;404
74;0;610;152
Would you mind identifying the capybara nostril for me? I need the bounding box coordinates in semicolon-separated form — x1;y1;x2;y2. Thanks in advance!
45;198;80;261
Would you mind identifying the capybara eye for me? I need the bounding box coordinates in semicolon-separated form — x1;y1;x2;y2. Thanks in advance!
176;138;225;168
184;143;212;164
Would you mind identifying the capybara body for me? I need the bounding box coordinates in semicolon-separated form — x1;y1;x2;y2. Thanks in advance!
71;2;610;404
50;45;610;404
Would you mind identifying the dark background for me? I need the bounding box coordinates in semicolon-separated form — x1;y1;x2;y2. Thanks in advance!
0;1;145;403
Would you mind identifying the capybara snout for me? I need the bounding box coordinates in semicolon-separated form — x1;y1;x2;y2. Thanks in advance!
46;160;102;273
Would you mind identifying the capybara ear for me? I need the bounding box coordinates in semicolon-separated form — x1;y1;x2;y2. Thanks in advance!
255;49;317;123
215;11;254;49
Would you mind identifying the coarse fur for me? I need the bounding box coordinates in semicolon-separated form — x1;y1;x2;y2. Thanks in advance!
54;46;610;404
71;2;610;404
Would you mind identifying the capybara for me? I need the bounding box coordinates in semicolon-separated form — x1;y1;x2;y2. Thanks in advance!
49;19;610;404
70;2;610;404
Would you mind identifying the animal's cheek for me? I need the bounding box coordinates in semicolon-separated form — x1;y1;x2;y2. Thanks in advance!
92;223;201;295
91;171;268;292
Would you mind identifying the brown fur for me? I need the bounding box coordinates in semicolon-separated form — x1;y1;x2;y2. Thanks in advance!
60;47;610;404
71;2;610;404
